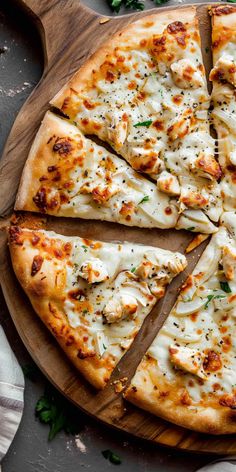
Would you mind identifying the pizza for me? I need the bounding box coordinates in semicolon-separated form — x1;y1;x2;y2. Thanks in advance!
15;110;219;233
15;111;179;230
8;4;236;435
210;4;236;212
8;225;186;389
49;7;222;233
125;212;236;434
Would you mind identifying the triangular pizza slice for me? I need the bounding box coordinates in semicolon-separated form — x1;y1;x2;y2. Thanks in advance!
125;212;236;434
15;111;217;233
9;225;186;389
51;8;222;231
210;4;236;212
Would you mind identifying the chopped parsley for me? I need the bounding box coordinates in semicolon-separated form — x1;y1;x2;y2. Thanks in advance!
102;449;122;465
107;0;168;12
82;245;88;253
220;281;232;293
131;267;136;273
134;120;152;128
204;294;226;309
138;195;150;204
205;47;209;53
186;226;195;231
102;343;107;350
35;385;83;441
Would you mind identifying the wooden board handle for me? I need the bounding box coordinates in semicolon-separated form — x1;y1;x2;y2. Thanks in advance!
15;0;98;67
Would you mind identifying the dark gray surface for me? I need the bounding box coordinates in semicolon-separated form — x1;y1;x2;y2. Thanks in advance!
0;1;218;471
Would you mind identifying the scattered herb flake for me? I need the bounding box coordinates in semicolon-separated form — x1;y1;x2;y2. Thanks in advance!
220;281;232;293
186;227;195;231
82;245;88;253
102;449;122;465
205;47;209;53
107;0;168;12
134;120;152;128
131;267;136;273
205;294;214;309
138;195;150;205
107;0;144;12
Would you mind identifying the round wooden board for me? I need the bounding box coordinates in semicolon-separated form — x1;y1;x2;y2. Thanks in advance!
1;0;235;454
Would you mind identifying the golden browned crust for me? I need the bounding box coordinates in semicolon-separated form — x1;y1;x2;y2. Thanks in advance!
8;226;115;389
51;7;197;111
15;112;81;213
211;4;236;60
124;362;236;435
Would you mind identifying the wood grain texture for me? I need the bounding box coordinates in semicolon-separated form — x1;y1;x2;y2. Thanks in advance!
1;0;234;453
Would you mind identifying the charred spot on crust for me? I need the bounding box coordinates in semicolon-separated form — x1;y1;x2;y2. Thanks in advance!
77;349;96;359
167;21;186;34
31;255;43;276
53;138;73;156
219;394;236;409
214;5;235;16
33;187;47;212
9;226;23;245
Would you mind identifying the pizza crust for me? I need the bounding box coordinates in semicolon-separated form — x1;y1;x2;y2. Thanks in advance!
51;7;197;110
125;373;236;435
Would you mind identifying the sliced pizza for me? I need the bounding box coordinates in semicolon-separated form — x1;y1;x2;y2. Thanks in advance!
125;212;236;434
15;111;217;233
8;225;186;389
51;8;222;231
210;5;236;212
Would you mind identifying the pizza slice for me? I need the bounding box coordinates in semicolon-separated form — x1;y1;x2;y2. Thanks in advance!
15;111;217;233
125;212;236;434
9;225;186;389
210;5;236;212
50;8;222;230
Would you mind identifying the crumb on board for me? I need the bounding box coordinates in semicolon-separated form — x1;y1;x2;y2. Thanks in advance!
185;233;209;254
113;377;128;393
99;17;110;24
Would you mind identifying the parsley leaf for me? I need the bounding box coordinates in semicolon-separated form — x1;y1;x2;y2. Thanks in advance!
134;120;152;128
107;0;168;12
81;244;88;253
130;267;136;273
138;195;150;204
205;294;214;308
107;0;144;12
102;450;122;465
35;385;84;441
186;226;195;231
220;281;232;293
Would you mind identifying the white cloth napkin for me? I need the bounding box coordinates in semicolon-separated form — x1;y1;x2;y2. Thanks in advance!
0;325;24;464
197;458;236;471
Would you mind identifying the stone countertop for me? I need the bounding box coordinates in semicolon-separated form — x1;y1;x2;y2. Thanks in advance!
0;1;217;470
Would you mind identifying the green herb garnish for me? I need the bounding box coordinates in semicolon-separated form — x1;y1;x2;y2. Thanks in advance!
35;385;83;441
131;267;136;273
134;120;152;128
138;195;150;204
102;450;122;465
220;281;232;293
186;226;195;231
205;293;226;308
107;0;168;12
205;47;209;53
82;245;88;253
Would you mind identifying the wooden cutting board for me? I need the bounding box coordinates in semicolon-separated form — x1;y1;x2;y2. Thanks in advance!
1;0;234;454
